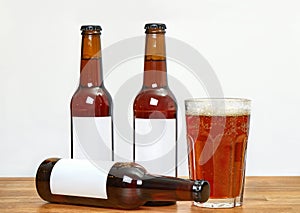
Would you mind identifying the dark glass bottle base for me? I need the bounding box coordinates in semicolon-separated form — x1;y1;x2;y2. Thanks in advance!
144;201;176;206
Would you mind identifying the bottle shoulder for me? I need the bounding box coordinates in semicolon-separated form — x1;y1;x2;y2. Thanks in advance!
72;87;112;102
134;87;177;104
133;88;177;115
109;162;147;179
71;87;112;117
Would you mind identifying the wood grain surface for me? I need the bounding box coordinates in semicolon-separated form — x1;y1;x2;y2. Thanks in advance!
0;177;299;213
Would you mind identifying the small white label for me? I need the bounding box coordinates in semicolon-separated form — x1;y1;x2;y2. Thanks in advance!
50;159;115;199
72;116;113;161
134;118;176;176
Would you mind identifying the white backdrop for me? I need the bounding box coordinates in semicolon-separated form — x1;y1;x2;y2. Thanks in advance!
1;0;300;177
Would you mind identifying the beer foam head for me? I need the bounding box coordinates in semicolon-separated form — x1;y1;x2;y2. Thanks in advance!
185;98;251;116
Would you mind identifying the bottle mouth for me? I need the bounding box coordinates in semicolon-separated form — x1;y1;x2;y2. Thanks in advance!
144;23;166;34
144;23;166;30
81;25;102;35
193;180;210;203
81;25;102;31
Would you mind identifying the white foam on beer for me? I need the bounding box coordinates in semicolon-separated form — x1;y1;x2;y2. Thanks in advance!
186;108;250;116
185;99;251;116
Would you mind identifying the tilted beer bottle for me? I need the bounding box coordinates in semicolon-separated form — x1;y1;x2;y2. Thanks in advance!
36;158;210;210
133;23;177;205
70;25;113;160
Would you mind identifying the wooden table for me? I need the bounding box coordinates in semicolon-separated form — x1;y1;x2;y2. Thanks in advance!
0;177;299;213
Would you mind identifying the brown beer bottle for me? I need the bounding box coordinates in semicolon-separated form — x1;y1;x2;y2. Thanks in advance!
70;25;113;160
133;23;177;206
36;158;210;210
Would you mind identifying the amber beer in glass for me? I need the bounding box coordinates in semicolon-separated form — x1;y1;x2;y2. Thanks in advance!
70;25;113;161
185;98;251;208
133;23;177;206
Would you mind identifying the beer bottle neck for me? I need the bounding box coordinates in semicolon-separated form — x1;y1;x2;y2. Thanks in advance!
80;32;103;87
142;174;209;202
143;33;168;89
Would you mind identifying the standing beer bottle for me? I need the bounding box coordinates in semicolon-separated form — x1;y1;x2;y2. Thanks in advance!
133;23;177;206
70;25;113;161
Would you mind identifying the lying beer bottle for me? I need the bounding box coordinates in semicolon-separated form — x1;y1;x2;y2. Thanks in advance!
36;158;210;210
70;25;113;161
133;23;178;206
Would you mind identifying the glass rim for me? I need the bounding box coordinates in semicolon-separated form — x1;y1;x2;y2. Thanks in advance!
184;98;251;104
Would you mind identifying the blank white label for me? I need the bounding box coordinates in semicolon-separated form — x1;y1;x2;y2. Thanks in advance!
72;116;112;161
50;159;115;199
134;118;176;176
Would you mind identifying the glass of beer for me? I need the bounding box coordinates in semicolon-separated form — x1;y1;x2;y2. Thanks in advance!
185;98;251;208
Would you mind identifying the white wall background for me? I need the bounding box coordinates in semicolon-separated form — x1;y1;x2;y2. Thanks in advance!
1;0;300;177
